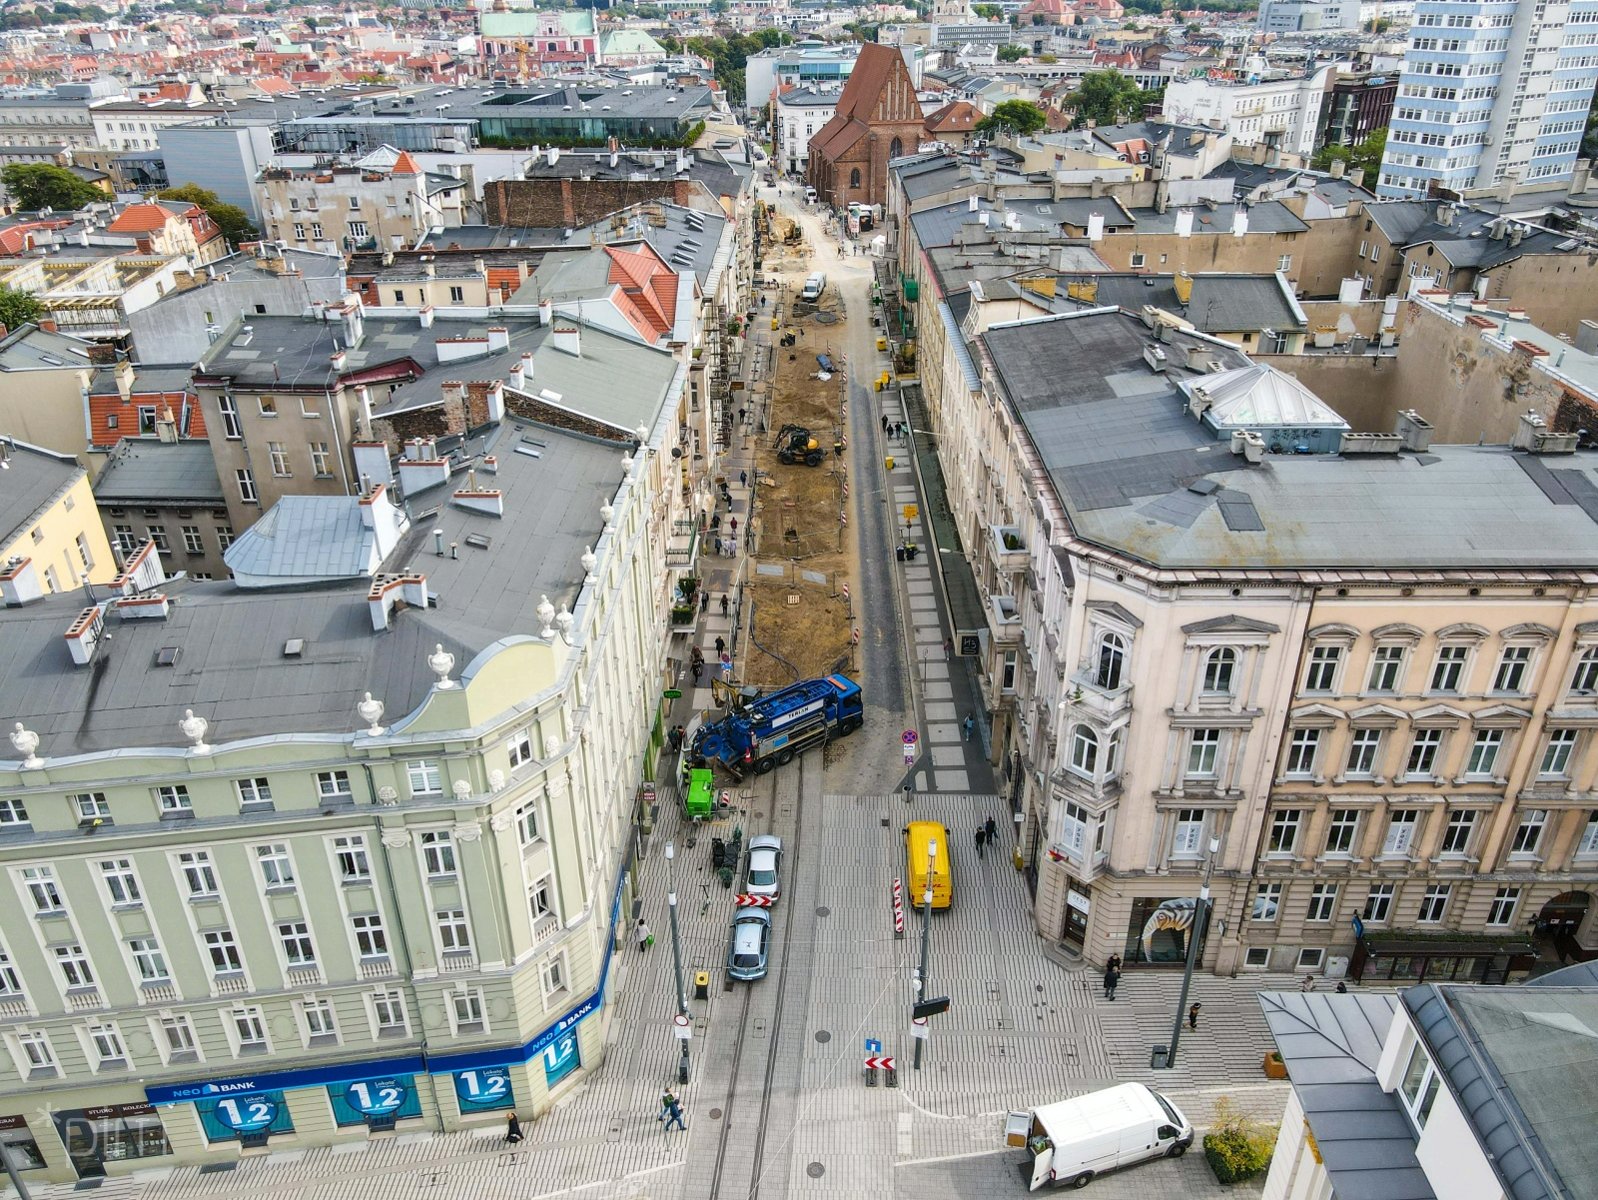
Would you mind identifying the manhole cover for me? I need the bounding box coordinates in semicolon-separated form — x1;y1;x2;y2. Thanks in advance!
709;1108;724;1120
815;905;831;917
815;1029;831;1043
807;1162;826;1178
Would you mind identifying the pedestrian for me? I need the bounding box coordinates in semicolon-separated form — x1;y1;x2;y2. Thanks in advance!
1335;981;1348;994
1188;1002;1201;1030
700;589;710;613
882;415;890;432
1107;953;1122;976
720;593;730;617
739;469;748;487
635;918;653;953
505;1112;524;1144
720;650;732;676
984;815;997;844
975;826;986;858
729;516;738;537
1301;974;1316;993
739;407;747;424
962;713;975;742
714;635;726;656
1103;967;1119;1000
943;636;953;658
691;660;703;684
660;1090;687;1132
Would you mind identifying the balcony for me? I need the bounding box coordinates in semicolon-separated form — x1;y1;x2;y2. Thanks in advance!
440;951;478;974
987;523;1028;572
990;594;1023;643
359;957;396;980
533;913;562;946
1066;672;1134;721
666;517;700;570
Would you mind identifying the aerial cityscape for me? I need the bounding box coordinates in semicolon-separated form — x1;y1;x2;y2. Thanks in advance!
0;0;1595;1196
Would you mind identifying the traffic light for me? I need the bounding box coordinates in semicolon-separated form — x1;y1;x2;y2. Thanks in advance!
912;996;951;1020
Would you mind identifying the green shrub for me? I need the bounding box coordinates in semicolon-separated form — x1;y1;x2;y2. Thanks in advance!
1202;1097;1275;1184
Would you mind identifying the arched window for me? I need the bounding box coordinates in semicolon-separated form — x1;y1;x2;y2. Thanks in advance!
1070;725;1099;777
1573;647;1598;693
849;167;861;189
1096;633;1126;691
889;136;903;159
1203;647;1237;695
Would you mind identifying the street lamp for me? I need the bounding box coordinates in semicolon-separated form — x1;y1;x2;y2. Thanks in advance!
913;839;935;1070
664;841;690;1084
1166;835;1221;1070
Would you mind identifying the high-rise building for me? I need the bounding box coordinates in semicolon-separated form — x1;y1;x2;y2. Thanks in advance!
1378;0;1598;198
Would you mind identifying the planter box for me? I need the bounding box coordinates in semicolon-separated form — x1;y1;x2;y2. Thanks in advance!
1263;1052;1288;1080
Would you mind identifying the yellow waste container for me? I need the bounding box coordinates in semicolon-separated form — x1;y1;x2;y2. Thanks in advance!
771;315;779;330
694;971;710;1000
884;456;895;471
876;336;887;351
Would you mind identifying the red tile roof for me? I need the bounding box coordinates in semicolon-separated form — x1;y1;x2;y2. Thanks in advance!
107;204;176;234
924;100;981;133
604;242;678;340
389;150;422;176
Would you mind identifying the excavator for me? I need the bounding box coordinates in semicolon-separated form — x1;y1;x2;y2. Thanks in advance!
775;424;825;467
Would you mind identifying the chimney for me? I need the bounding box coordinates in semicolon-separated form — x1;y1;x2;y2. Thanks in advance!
546;147;559;168
382;249;395;266
453;475;505;517
1349;168;1365;189
519;349;534;386
155;404;179;444
1509;225;1524;248
1329;158;1345;179
1086;212;1104;242
1231;209;1249;238
487;326;510;352
64;606;104;666
367;570;428;632
1575;319;1598;356
552;325;581;357
509;359;525;391
358;482;409;560
1394;409;1433;452
486;379;505;422
1512;410;1548;451
538;299;553;327
114;358;134;403
330;348;347;373
38;318;57;333
419;304;435;328
397;437;451;493
339;300;365;348
423;261;436;279
0;556;42;606
676;147;688;173
473;256;486;278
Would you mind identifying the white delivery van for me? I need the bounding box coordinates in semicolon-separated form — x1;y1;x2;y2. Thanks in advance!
801;273;826;301
1009;1082;1193;1190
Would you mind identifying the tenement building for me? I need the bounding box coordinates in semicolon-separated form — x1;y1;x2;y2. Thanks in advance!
0;317;688;1182
929;301;1598;982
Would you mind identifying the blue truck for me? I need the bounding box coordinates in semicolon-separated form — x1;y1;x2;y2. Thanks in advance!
689;674;864;777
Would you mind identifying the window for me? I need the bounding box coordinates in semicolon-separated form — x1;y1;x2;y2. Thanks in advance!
349;220;369;240
516;801;542;846
71;792;110;823
333;835;370;881
1467;728;1504;778
1096;632;1126;690
1284;729;1320;777
113;524;137;556
1539;730;1578;778
372;990;406;1034
1579;811;1598;858
0;797;26;826
1186;729;1221;778
17;1031;54;1072
1170;808;1205;856
299;397;321;419
204;930;243;974
218;394;241;439
235;777;273;809
99;859;141;905
258;396;277;418
1130;252;1146;269
1069;725;1099;777
1368;645;1406;692
1201;647;1237;695
1493;645;1532;693
407;760;443;796
277;921;315;965
1345;728;1382;777
255;844;294;889
144;526;170;555
1510;809;1548;856
1572;648;1598;693
436;909;471;953
529;875;556;920
317;770;352;800
1405;729;1444;778
54;944;94;989
1267;809;1300;854
76;533;94;572
1440;809;1477;856
1418;884;1450;923
236;468;257;504
393;289;406;304
1277;254;1292;271
88;1023;126;1067
159;1014;196;1058
1487;886;1521;927
849;168;861;188
508;730;534;769
267;441;290;477
302;998;337;1040
1383;809;1419;857
217;526;234;552
1252;883;1283;921
420;831;457;878
178;851;217;897
1304;644;1341;692
1363;884;1394;923
1002;650;1018;692
540;955;566;996
1306;883;1338;922
452;989;485;1028
1060;801;1090;856
1429;644;1469;693
449;286;465;304
0;945;19;995
21;866;63;913
311;222;324;240
1400;1042;1442;1128
181;525;203;555
232;1006;268;1052
129;937;168;982
352;914;388;959
310;441;332;477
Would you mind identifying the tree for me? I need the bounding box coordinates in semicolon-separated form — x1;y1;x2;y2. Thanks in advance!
1312;128;1387;181
1065;70;1146;127
996;44;1027;62
158;183;258;246
0;285;44;330
972;2;1003;15
976;99;1047;137
0;163;104;212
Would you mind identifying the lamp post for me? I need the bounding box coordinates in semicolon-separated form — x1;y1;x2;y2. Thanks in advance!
0;1138;32;1200
664;841;690;1084
1166;835;1221;1070
913;839;935;1070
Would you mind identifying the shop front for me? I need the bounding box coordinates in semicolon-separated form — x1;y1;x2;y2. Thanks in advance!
0;1115;46;1174
1349;932;1536;985
1123;895;1212;967
49;1102;171;1177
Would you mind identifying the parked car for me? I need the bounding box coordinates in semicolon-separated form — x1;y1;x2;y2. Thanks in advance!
746;834;783;900
726;909;772;981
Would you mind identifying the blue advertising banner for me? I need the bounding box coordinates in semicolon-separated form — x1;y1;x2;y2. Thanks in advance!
542;1029;580;1088
196;1092;294;1143
328;1075;423;1127
454;1067;515;1114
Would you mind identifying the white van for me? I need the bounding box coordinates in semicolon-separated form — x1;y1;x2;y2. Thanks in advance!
1010;1082;1193;1190
803;185;818;204
801;273;826;301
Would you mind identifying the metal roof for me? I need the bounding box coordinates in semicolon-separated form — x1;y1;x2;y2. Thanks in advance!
1259;991;1436;1200
224;496;375;581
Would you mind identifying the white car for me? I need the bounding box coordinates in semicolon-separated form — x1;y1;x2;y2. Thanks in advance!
745;834;783;901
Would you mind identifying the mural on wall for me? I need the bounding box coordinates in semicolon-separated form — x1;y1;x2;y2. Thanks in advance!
1127;896;1207;965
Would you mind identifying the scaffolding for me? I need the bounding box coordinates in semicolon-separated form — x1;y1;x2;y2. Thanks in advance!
707;299;733;451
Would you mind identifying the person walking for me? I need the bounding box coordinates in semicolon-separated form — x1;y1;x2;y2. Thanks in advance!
943;636;953;658
984;815;997;845
962;713;975;742
1300;974;1316;993
1103;966;1119;1001
691;659;703;685
1188;1002;1201;1030
714;635;726;657
882;415;890;433
974;826;986;859
739;469;748;487
1335;981;1349;994
659;1090;687;1132
720;593;730;617
635;918;653;953
505;1112;524;1144
729;516;738;538
700;589;710;614
1106;953;1122;976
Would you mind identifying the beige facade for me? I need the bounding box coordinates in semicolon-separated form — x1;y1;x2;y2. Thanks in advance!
0;454;116;596
258;160;466;257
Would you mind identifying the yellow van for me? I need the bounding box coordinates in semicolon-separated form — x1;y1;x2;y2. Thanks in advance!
905;820;952;910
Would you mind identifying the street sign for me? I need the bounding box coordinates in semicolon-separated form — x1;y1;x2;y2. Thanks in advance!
866;1038;882;1053
902;729;918;745
903;745;915;765
735;894;774;908
864;1056;896;1071
903;504;919;522
912;996;951;1020
910;1018;929;1040
663;689;683;699
673;1014;692;1040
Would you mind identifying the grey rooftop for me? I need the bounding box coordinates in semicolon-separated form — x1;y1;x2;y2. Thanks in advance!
91;440;223;505
0;439;83;548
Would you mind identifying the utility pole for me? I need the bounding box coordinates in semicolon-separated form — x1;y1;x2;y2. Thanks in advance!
665;841;690;1084
913;838;935;1070
1166;835;1221;1070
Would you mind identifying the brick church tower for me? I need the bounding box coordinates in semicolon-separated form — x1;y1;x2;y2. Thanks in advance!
806;44;924;210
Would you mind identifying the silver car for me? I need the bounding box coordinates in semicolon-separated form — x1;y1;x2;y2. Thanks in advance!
726;909;771;981
746;834;783;901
